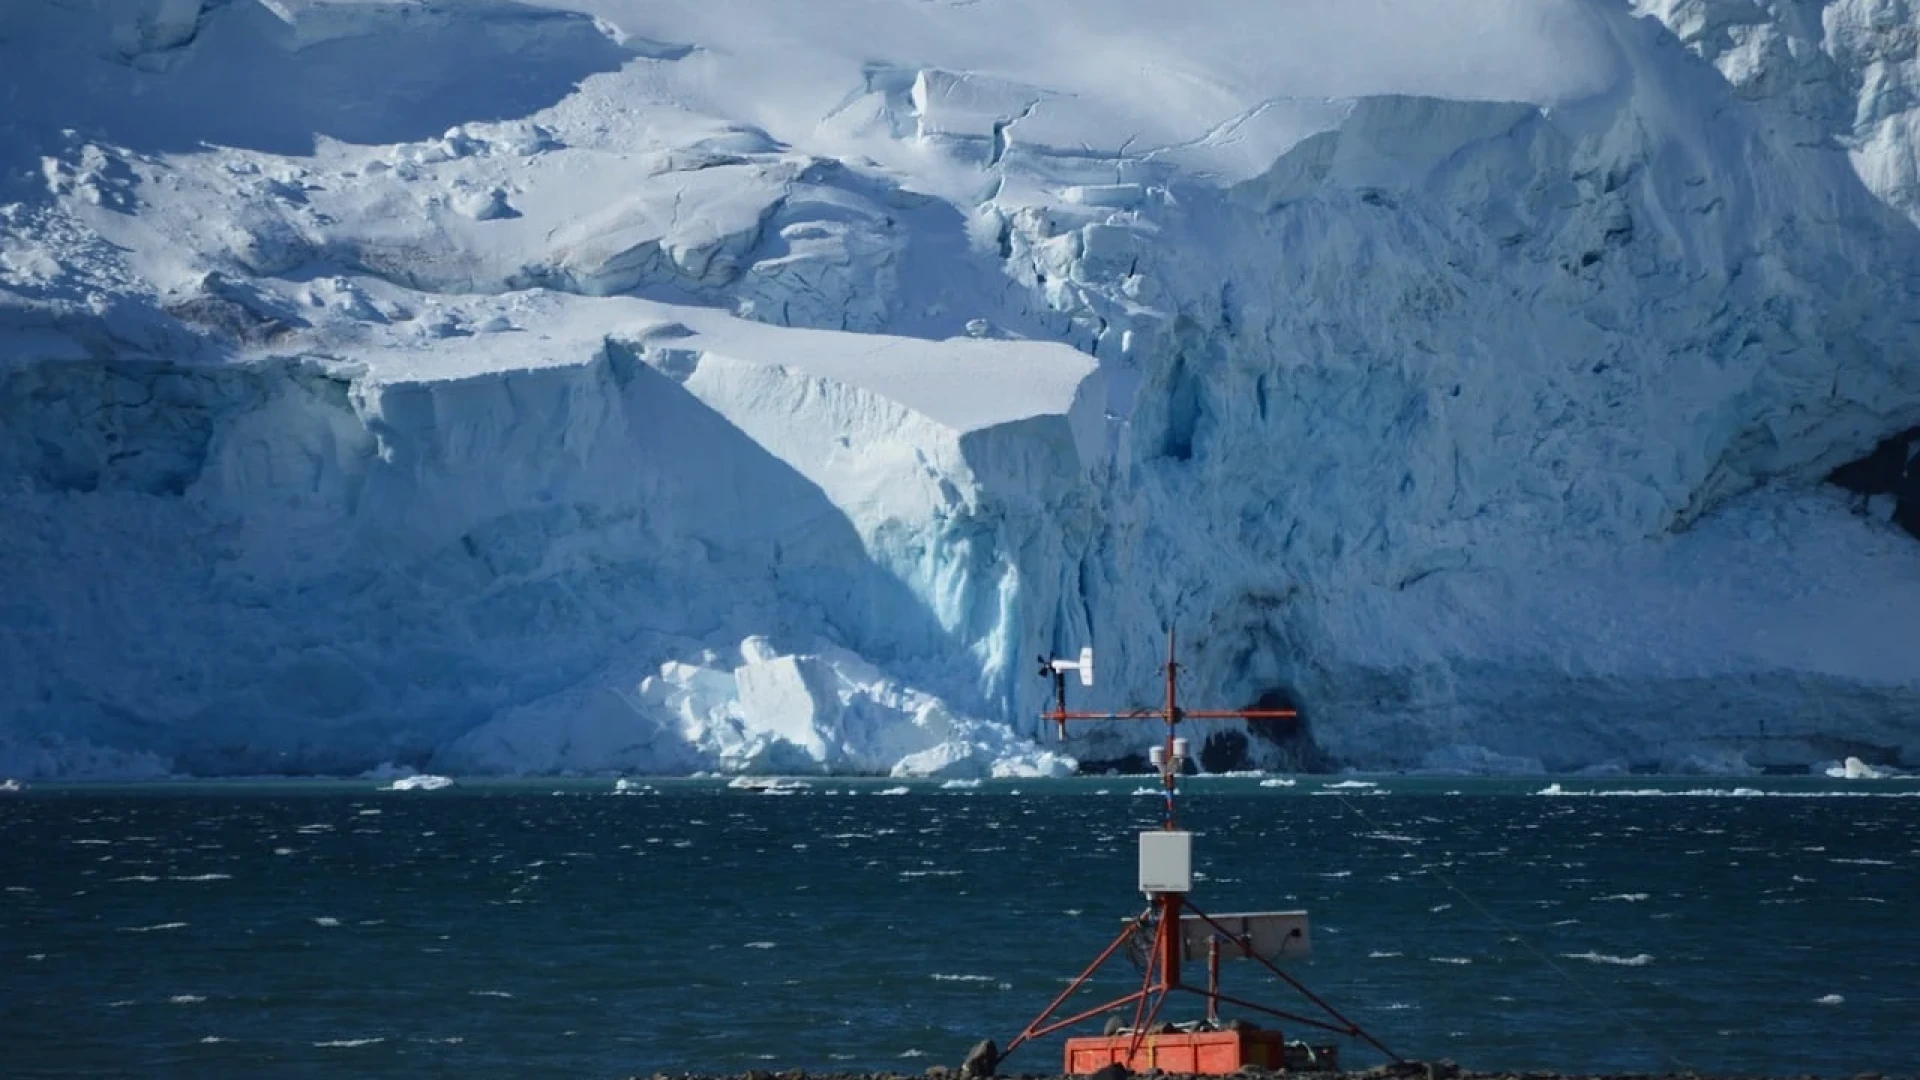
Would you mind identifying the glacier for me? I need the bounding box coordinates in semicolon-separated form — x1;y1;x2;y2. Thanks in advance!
2;0;1919;780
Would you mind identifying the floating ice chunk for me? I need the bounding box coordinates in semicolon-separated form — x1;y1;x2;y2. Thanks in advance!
874;786;910;795
726;776;812;792
1826;756;1889;780
1816;993;1845;1005
1259;777;1298;788
385;775;454;791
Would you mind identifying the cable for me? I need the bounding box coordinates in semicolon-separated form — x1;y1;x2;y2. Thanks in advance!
1326;790;1696;1072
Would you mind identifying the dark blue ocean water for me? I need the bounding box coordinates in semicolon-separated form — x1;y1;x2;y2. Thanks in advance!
3;776;1916;1079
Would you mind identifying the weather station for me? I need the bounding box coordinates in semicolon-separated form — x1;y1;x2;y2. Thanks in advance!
983;632;1400;1077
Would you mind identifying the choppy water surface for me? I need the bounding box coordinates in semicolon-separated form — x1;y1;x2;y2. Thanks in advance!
2;776;1916;1079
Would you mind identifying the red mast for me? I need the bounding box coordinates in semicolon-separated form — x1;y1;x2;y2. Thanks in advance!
998;628;1399;1076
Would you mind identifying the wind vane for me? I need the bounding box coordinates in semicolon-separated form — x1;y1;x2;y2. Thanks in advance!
991;629;1400;1076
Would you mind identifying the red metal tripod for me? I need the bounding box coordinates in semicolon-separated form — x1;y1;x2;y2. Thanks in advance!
1002;631;1400;1074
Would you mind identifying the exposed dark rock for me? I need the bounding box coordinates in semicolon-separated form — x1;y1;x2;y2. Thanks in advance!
1829;427;1919;495
1199;730;1250;773
1828;424;1920;541
163;271;308;343
1076;752;1150;776
1244;687;1331;772
960;1040;999;1080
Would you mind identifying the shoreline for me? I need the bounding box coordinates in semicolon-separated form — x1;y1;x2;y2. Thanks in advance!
624;1066;1911;1080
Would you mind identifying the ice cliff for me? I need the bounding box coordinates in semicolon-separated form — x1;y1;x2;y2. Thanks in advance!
2;0;1918;779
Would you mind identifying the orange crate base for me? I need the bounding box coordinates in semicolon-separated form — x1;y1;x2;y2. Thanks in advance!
1064;1029;1286;1075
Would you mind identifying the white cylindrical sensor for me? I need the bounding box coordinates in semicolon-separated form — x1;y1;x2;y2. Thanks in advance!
1148;745;1166;768
1171;737;1189;761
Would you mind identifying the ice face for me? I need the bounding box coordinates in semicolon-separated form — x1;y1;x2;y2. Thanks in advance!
2;0;1919;778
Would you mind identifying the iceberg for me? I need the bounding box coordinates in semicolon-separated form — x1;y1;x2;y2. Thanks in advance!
2;0;1919;779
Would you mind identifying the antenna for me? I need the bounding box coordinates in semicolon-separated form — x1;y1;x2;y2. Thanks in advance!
993;627;1401;1077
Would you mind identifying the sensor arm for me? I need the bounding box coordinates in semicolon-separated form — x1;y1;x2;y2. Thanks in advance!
1040;631;1302;832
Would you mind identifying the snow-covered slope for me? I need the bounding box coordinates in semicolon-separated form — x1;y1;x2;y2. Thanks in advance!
2;0;1918;779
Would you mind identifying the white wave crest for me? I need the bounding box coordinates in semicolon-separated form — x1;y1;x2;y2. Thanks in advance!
1563;951;1654;966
